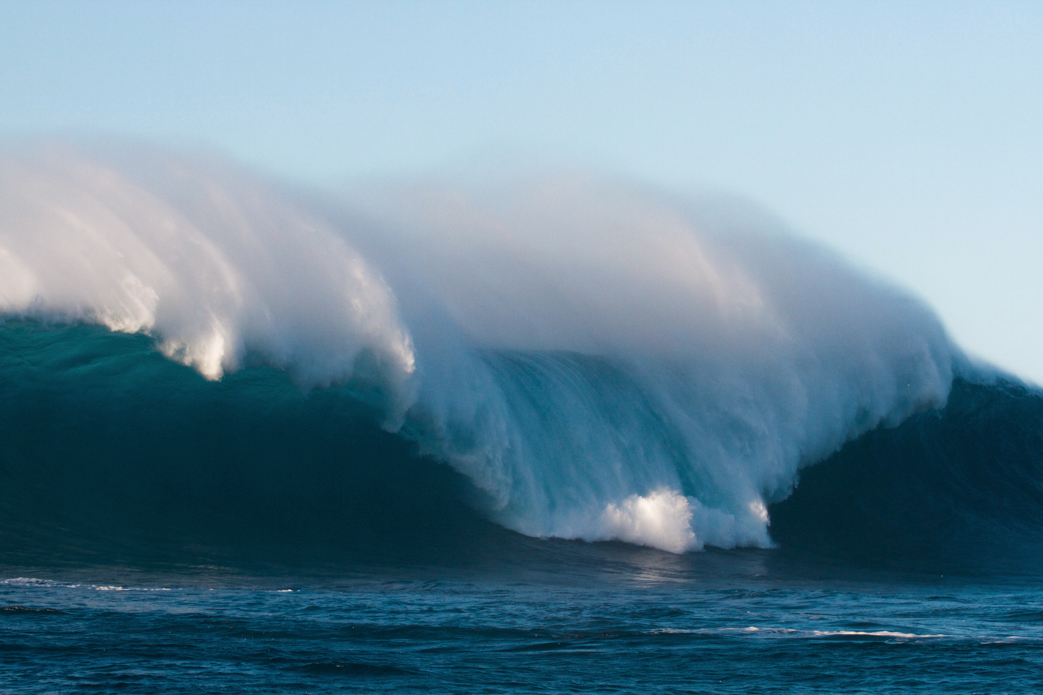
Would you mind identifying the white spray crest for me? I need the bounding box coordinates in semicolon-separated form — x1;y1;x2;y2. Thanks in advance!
343;174;955;550
0;144;417;424
0;146;958;551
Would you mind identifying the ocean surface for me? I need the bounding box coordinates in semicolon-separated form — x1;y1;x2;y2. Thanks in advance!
3;557;1043;694
1;147;1042;692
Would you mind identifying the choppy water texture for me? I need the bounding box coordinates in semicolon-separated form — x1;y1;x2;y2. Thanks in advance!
3;558;1043;694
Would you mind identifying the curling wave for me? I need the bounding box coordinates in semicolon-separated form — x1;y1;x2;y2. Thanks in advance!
0;143;960;553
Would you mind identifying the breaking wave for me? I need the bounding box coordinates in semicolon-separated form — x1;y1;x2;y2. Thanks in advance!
0;143;972;556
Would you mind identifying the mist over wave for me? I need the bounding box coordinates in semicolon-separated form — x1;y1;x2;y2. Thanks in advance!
0;143;959;553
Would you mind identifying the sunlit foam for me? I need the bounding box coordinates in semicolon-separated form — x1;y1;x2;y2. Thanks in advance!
598;489;698;553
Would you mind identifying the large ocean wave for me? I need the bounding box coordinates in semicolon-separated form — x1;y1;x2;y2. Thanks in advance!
1;143;1017;563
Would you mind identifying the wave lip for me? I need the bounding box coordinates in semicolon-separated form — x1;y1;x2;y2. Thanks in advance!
0;145;417;422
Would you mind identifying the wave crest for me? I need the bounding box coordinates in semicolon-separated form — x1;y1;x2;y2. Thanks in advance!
0;145;959;551
0;145;417;422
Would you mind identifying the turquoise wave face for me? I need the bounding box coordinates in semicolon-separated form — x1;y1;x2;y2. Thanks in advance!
2;320;1042;575
0;320;502;566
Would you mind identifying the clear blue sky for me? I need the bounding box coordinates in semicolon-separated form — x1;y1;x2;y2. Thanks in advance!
2;0;1040;382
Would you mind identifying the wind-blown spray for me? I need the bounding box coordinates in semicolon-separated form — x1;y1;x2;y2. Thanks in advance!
0;144;957;552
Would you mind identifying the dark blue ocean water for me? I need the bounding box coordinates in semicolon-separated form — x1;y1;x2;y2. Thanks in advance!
3;552;1043;694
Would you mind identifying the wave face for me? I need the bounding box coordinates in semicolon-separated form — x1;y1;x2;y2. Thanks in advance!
770;375;1043;572
0;144;959;554
0;321;503;566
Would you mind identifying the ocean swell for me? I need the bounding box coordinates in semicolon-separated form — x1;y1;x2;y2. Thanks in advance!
0;144;958;552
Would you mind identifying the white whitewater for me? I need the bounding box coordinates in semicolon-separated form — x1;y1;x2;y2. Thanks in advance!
0;144;957;552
